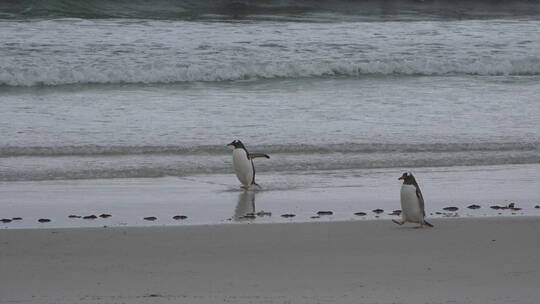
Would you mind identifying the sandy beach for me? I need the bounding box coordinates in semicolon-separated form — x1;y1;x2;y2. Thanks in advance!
1;217;539;304
2;1;540;304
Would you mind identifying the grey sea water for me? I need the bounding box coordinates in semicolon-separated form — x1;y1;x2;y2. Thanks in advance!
1;0;540;227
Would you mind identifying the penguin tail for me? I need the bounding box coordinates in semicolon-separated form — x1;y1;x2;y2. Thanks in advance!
424;220;434;228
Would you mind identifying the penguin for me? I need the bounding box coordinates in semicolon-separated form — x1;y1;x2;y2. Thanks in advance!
227;140;270;189
393;172;434;228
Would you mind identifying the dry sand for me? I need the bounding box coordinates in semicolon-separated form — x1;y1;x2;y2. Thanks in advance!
1;217;539;304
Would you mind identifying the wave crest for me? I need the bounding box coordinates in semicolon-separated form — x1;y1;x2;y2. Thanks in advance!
1;57;539;87
2;142;539;181
2;142;538;157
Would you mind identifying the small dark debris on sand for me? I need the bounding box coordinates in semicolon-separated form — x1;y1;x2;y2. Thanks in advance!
173;215;188;220
435;212;442;214
83;215;97;220
12;217;23;221
281;214;296;218
317;211;333;216
256;211;271;217
499;203;515;210
506;203;521;211
68;215;81;218
467;204;481;209
443;207;459;211
38;218;51;223
310;216;320;219
99;214;112;218
372;209;384;214
1;218;12;223
535;205;540;209
144;216;157;221
491;203;520;211
354;212;367;216
389;210;402;216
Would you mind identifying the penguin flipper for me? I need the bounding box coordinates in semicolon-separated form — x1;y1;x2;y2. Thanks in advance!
249;153;270;159
423;220;434;227
415;186;426;217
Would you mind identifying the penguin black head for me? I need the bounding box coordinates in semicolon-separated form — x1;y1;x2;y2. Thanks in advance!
227;140;246;150
398;171;417;185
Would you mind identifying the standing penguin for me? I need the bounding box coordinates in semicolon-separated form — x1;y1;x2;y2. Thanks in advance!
227;140;270;189
393;172;433;228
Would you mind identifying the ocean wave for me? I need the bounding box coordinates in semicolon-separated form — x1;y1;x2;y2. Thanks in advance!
1;0;538;20
1;57;539;87
1;142;538;158
2;142;539;181
2;148;540;181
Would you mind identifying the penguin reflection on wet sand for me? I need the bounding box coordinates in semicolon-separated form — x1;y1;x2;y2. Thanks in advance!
234;190;255;221
227;140;270;189
393;172;434;228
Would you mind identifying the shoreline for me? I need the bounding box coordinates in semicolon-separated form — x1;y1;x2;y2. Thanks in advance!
2;214;540;231
2;164;540;229
2;217;540;304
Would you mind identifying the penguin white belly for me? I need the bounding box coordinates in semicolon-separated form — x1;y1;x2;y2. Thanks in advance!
232;149;254;186
400;184;423;223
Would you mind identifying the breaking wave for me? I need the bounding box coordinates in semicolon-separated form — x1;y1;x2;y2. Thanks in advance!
1;142;539;158
1;142;539;181
2;57;539;87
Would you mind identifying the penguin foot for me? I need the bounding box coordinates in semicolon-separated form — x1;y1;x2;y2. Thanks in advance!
241;184;261;191
415;221;434;228
249;183;262;190
392;219;405;225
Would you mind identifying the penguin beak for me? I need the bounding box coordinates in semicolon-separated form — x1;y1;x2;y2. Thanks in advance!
227;142;235;148
398;176;404;180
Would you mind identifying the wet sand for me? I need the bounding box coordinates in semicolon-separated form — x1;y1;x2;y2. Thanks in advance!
1;217;540;304
2;164;540;229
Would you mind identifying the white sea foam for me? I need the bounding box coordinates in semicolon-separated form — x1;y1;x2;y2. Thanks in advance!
2;17;540;86
1;57;539;86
